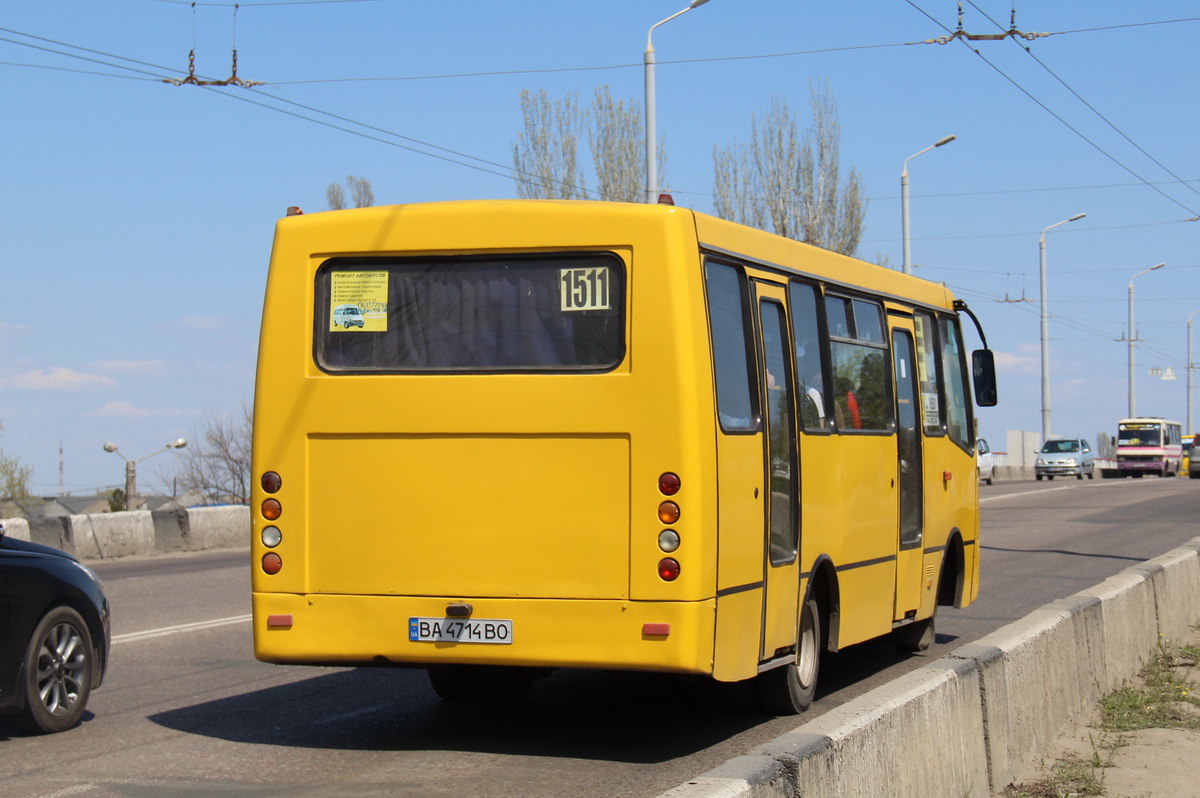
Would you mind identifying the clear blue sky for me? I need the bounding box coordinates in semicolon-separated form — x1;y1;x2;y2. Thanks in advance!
2;0;1198;495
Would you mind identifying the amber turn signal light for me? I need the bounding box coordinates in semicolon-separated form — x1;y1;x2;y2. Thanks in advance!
262;499;282;521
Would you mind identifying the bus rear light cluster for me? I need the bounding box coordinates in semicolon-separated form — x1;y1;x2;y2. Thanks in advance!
260;471;283;574
656;473;682;581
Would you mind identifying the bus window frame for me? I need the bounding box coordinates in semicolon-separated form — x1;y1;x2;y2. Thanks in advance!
788;279;834;436
913;310;947;439
757;294;800;566
823;292;894;435
704;257;762;435
938;314;976;455
311;252;629;376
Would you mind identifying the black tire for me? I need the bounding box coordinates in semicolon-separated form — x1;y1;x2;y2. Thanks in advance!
1076;473;1083;480
13;606;94;735
1087;469;1094;479
427;665;534;703
893;615;935;652
1036;474;1043;481
755;597;821;715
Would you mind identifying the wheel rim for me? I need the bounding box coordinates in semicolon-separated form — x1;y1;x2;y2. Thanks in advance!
35;622;87;717
795;605;817;688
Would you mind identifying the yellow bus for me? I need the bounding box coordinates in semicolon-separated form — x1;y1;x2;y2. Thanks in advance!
251;199;997;714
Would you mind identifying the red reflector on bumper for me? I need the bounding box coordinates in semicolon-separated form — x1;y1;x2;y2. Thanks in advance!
267;614;293;628
642;623;670;636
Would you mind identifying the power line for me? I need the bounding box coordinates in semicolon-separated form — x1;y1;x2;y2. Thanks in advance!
902;1;1200;217
964;0;1200;203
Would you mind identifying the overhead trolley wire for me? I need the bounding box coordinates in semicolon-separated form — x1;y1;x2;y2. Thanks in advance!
903;1;1200;218
963;0;1200;203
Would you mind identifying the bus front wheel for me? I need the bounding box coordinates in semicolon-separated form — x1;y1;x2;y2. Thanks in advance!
755;597;821;715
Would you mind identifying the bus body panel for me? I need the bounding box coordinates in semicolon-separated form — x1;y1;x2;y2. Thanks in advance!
252;593;716;674
306;433;631;599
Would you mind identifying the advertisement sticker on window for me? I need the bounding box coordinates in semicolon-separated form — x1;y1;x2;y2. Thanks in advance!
330;271;388;332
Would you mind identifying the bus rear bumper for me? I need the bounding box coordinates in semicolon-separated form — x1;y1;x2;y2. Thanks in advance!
252;593;716;676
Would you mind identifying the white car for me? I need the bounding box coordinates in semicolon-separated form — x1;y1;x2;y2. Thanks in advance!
977;438;997;485
1035;438;1095;481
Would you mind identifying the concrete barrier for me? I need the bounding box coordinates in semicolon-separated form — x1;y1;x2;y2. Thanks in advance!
659;535;1200;798
1;505;250;559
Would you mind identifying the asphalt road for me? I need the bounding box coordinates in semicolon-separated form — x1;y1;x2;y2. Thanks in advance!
1;476;1196;798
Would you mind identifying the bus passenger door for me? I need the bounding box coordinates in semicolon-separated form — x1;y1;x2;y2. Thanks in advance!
891;326;924;618
756;284;800;660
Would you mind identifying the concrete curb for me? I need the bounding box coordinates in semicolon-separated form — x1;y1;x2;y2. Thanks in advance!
658;535;1200;798
1;506;249;559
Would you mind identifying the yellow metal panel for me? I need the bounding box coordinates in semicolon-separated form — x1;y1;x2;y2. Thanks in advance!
711;589;763;681
306;434;630;599
252;592;715;675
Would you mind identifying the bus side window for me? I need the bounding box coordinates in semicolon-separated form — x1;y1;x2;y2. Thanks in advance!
705;260;758;432
914;312;943;436
789;281;828;431
826;295;890;432
938;317;972;450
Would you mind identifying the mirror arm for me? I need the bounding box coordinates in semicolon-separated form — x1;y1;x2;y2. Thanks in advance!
953;299;988;350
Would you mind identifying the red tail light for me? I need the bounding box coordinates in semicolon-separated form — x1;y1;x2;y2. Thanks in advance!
657;558;681;581
261;471;282;493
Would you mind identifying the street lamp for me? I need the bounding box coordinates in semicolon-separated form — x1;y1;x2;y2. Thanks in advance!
644;0;711;204
1127;263;1165;418
103;438;187;511
1038;213;1086;443
900;135;956;275
1188;309;1200;435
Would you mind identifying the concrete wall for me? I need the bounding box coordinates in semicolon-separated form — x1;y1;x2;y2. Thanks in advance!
1;505;249;559
660;536;1200;798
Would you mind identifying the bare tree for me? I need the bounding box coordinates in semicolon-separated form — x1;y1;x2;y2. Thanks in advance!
326;175;374;210
513;86;664;202
588;86;665;202
326;181;346;211
713;81;866;256
174;404;252;505
513;89;587;199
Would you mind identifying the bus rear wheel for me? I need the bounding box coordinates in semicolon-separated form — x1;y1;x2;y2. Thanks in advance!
427;665;536;703
755;597;821;715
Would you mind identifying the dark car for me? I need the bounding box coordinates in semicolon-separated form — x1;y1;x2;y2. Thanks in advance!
0;522;110;734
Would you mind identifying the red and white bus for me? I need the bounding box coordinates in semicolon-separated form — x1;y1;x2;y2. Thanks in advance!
1115;418;1183;477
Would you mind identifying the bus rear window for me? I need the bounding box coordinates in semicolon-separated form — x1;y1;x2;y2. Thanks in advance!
315;254;626;372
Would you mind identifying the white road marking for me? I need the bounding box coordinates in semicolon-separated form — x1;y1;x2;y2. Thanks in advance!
112;614;252;644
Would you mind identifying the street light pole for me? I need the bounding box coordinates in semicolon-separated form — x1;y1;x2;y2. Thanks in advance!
1038;213;1086;443
644;0;711;204
103;438;188;511
1127;263;1165;418
900;135;956;275
1188;309;1200;435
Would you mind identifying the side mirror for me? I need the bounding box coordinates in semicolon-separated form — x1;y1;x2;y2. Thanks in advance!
971;349;998;407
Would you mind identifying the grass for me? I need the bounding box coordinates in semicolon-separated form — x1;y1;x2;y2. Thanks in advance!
1098;635;1200;733
1000;626;1199;798
999;743;1118;797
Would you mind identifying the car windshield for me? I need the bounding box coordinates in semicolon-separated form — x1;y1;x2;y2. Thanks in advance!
1042;440;1080;453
